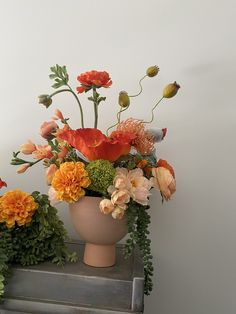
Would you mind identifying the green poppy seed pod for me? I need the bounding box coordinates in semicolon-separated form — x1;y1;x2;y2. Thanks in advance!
163;81;180;98
38;94;52;108
146;65;159;77
118;91;130;108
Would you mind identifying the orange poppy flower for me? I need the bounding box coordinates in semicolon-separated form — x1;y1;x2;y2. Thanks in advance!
60;128;133;162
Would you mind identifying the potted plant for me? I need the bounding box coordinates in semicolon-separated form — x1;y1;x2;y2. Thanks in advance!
11;64;180;295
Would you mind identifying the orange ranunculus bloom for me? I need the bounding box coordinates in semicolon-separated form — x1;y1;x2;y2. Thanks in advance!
59;128;133;162
0;178;7;189
156;159;175;178
51;162;91;203
32;145;53;160
152;159;176;201
0;189;38;228
76;70;112;93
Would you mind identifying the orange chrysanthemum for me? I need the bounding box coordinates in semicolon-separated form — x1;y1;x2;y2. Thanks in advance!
115;118;155;155
0;190;38;228
51;162;91;203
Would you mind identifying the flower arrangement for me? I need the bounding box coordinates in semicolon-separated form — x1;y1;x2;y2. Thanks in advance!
0;178;77;301
11;64;180;294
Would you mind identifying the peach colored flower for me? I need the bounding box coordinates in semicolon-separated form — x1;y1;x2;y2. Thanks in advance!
46;164;58;185
115;118;155;155
40;121;58;140
20;140;36;155
110;168;152;206
0;189;38;228
33;145;53;160
111;205;126;220
48;186;60;206
52;109;64;121
51;162;91;203
17;163;31;174
151;160;176;200
111;189;130;205
99;199;114;214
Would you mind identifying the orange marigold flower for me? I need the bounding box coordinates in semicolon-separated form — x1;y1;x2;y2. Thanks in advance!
32;145;53;160
116;118;155;155
0;190;38;228
51;162;91;203
77;70;112;93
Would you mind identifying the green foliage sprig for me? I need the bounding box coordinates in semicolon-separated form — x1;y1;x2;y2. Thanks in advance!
124;201;154;295
0;192;77;301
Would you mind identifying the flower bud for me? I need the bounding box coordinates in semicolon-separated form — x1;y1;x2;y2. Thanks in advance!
17;163;30;174
146;65;159;77
118;91;130;108
163;82;180;98
20;140;36;155
52;109;64;121
38;94;52;108
40;121;58;140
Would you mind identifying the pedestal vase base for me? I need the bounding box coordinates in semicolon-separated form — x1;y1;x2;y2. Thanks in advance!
84;243;115;267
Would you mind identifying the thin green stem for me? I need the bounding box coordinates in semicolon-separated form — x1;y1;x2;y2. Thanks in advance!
66;84;84;128
106;106;128;135
93;88;99;128
49;87;84;128
143;97;164;124
129;75;147;98
49;89;71;97
30;158;43;167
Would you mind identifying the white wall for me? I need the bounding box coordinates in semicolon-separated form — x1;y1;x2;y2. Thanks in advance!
0;1;236;313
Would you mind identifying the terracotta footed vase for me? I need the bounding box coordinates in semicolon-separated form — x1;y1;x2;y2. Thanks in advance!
69;196;128;267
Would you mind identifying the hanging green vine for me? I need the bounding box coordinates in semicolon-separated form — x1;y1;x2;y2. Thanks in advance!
124;201;154;295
